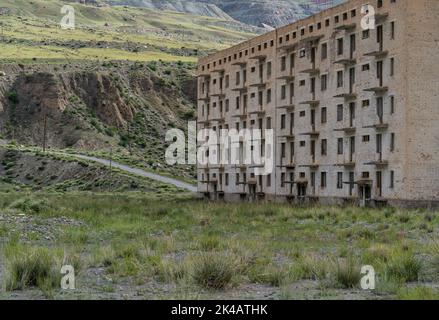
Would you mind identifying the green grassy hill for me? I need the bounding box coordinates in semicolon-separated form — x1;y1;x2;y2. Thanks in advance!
0;0;259;63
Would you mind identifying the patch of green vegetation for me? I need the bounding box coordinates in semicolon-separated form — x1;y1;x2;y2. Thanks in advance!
0;0;258;63
0;192;437;299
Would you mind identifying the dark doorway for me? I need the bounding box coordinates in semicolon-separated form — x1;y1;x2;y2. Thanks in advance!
359;185;372;207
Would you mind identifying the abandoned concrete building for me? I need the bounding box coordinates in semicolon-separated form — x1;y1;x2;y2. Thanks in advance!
196;0;439;207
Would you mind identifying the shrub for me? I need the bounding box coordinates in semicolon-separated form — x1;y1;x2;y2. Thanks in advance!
384;253;422;283
363;244;392;264
9;197;51;214
4;247;59;291
398;213;411;223
333;257;362;289
198;235;221;251
295;255;330;281
192;253;234;290
7;91;19;105
257;265;288;287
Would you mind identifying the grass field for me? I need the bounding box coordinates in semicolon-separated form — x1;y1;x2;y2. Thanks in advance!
0;0;258;63
0;192;438;300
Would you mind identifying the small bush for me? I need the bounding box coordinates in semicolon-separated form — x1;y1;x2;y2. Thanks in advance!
363;244;392;264
198;235;221;251
384;253;422;283
295;255;330;281
192;253;234;290
7;91;19;105
333;257;362;289
258;265;288;287
398;213;411;224
4;247;59;291
9;197;51;214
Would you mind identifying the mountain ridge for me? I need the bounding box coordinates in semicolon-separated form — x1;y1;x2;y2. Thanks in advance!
102;0;345;28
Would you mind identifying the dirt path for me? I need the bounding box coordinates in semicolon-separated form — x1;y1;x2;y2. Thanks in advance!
71;154;197;192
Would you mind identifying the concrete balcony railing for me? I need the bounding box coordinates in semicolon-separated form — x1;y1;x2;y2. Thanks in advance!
198;91;210;102
334;119;357;134
277;67;295;82
298;92;319;108
249;77;267;90
210;88;225;99
365;152;389;168
363;79;388;95
363;114;389;131
335;153;356;168
334;47;357;67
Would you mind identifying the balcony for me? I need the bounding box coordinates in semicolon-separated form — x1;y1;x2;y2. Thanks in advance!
334;92;357;100
231;84;248;94
197;117;210;125
335;161;356;168
278;157;296;170
249;78;266;89
334;126;356;134
209;164;225;171
278;42;297;53
334;23;356;32
209;115;225;123
333;58;356;66
364;50;388;58
249;54;267;62
365;153;389;168
198;163;210;171
299;162;319;170
300;128;320;138
198;93;210;102
278;132;295;141
299;34;324;46
364;86;388;94
284;162;296;170
232;111;248;120
197;73;211;79
248;107;266;116
376;12;389;22
277;74;295;81
277;104;295;112
363;119;389;131
210;89;225;99
234;164;248;171
211;68;225;75
299;67;320;76
299;99;319;108
232;61;247;67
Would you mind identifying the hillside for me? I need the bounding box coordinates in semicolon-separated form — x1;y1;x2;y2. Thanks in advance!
102;0;345;28
0;0;261;181
0;0;260;63
0;60;198;180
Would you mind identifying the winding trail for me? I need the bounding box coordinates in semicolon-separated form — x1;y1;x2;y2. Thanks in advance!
72;154;197;192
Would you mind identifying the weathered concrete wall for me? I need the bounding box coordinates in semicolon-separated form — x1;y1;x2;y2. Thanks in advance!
197;0;439;206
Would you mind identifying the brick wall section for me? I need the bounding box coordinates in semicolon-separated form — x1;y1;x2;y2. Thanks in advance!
196;0;439;207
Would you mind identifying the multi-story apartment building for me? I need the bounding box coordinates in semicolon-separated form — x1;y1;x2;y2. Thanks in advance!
196;0;439;207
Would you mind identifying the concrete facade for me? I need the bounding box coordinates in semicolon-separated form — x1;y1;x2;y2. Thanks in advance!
196;0;439;207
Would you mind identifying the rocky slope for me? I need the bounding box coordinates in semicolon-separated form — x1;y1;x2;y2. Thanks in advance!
0;61;197;179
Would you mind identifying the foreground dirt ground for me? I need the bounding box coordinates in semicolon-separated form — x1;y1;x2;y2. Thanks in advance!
0;193;438;300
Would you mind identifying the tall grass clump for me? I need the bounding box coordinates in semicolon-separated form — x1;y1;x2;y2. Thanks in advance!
333;257;362;289
192;253;235;290
294;254;330;281
383;252;422;283
8;197;51;214
4;246;60;291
